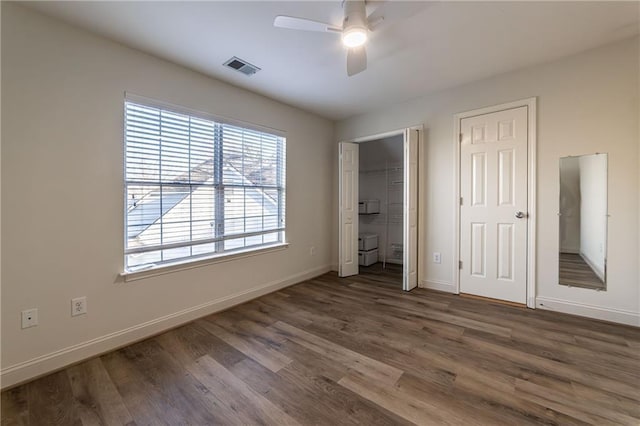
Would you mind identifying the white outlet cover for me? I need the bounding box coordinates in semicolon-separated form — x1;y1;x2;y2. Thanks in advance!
71;297;87;316
21;308;38;329
433;252;441;264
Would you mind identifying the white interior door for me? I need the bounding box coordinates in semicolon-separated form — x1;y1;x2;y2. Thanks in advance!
403;129;419;291
339;142;359;277
460;107;528;303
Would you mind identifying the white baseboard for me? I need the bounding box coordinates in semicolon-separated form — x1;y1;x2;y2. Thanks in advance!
536;296;640;327
420;279;456;293
1;265;332;390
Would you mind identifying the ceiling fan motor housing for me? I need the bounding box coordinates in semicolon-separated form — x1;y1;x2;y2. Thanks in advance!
343;0;368;33
342;0;369;48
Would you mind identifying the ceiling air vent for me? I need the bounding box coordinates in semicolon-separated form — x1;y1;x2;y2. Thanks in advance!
223;57;261;76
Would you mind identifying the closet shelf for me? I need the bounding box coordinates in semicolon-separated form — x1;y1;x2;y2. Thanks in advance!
360;166;403;175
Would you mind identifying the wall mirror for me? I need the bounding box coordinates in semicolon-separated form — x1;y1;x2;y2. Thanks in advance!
558;153;608;290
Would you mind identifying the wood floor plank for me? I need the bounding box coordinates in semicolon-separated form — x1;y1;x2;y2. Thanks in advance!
509;327;640;372
286;312;461;388
171;320;248;368
196;317;293;372
251;299;314;328
515;378;638;425
460;332;640;401
570;381;640;419
3;268;640;425
451;371;588;425
26;370;81;426
1;386;29;426
229;358;364;425
398;372;559;426
310;317;539;406
227;300;281;327
271;320;403;386
275;339;350;383
102;341;225;425
280;289;426;333
66;358;135;426
100;349;179;426
187;355;299;425
463;328;640;386
230;317;289;347
514;368;640;421
384;299;513;337
572;334;640;359
338;371;464;425
277;361;411;426
154;326;279;424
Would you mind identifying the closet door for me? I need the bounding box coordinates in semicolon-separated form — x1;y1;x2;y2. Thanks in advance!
403;129;419;291
339;142;359;277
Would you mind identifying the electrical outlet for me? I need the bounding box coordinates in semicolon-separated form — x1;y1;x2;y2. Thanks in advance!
310;246;316;256
21;308;38;329
433;252;441;264
71;297;87;317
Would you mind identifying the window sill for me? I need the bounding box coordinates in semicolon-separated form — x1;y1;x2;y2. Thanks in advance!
120;242;289;282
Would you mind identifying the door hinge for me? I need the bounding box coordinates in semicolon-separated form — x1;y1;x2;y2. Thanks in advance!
459;133;463;143
459;260;463;269
460;197;463;206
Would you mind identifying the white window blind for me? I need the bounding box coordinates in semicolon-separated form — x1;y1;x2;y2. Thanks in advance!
124;100;286;270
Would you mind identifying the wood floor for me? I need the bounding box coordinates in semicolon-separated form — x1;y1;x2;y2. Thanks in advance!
559;253;605;290
3;268;640;425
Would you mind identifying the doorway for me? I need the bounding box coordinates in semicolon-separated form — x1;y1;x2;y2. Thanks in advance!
454;98;537;307
338;127;420;292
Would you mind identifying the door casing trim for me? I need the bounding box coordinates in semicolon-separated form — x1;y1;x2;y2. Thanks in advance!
453;98;537;308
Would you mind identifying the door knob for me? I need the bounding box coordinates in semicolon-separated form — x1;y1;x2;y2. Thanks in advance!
515;211;525;219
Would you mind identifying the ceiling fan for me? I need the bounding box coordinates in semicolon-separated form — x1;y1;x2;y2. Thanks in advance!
274;0;384;77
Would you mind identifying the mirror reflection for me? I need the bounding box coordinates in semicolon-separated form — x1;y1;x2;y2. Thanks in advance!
559;154;608;290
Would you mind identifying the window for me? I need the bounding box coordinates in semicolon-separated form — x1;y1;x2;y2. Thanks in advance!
124;98;286;271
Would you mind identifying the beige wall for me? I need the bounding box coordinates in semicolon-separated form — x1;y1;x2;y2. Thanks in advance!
1;3;334;387
336;37;640;325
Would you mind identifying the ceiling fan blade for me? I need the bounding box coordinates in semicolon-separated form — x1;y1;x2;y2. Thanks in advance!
365;1;386;19
347;46;367;76
274;15;341;33
367;16;385;31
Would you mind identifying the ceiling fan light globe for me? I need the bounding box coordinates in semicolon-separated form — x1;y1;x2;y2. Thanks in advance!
342;27;367;48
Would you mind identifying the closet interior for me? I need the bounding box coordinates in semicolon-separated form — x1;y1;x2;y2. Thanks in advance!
358;135;404;281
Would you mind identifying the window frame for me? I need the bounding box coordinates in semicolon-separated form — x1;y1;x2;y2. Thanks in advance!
122;93;288;277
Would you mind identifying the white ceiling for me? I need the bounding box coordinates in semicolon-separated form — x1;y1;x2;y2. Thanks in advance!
24;1;640;120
